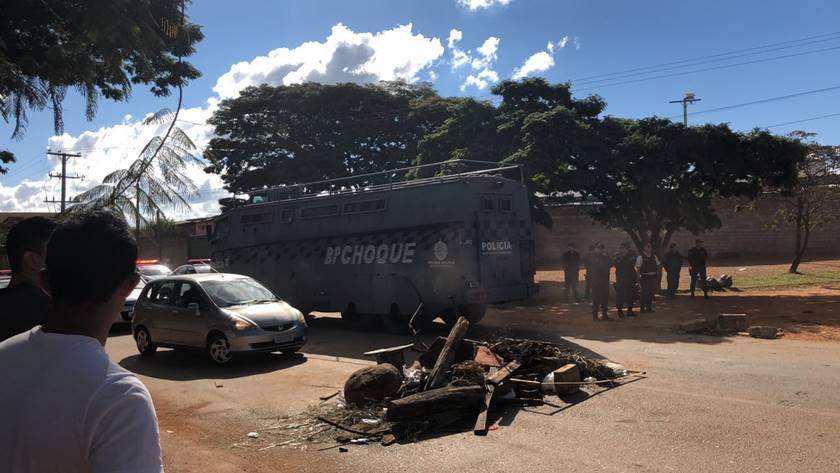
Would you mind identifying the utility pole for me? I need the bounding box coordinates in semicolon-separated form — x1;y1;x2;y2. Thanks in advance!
46;151;82;212
669;92;701;126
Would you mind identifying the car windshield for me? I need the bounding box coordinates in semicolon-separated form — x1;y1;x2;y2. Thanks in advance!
200;278;277;307
139;265;171;277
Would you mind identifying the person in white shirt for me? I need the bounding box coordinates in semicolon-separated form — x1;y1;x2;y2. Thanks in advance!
0;210;163;473
634;242;661;313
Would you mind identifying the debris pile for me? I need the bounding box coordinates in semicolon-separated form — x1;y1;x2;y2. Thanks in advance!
245;316;643;450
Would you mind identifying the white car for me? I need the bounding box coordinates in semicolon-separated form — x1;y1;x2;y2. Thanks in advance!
115;278;146;325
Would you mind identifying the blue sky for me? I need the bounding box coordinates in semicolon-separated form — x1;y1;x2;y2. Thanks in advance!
2;0;839;214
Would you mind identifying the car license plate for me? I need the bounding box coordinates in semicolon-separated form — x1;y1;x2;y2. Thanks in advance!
273;333;291;344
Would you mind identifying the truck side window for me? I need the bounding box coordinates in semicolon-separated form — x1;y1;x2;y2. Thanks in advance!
480;197;494;212
499;199;511;212
280;209;294;223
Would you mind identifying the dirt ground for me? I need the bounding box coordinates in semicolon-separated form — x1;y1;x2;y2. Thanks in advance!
104;257;840;472
532;258;840;342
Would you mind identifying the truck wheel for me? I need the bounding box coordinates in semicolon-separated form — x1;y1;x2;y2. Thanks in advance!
459;304;486;324
381;305;412;335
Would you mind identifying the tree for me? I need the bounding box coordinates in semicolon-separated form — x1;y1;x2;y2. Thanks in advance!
203;81;453;193
72;119;201;232
414;78;607;225
0;0;203;167
770;131;840;273
521;116;806;255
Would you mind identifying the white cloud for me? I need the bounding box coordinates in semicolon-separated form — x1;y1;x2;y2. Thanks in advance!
3;23;448;217
447;29;463;49
457;0;513;10
428;70;438;81
512;36;574;80
213;23;443;99
546;36;569;54
451;34;501;91
512;51;554;79
460;68;500;91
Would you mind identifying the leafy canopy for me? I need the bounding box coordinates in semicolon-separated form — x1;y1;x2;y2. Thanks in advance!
203;81;454;193
0;0;203;143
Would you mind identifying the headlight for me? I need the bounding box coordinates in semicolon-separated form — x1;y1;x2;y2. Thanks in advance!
294;310;307;326
233;317;256;331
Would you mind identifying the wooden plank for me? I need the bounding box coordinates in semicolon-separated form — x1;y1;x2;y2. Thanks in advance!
473;383;495;436
487;359;522;386
385;385;485;421
424;316;470;390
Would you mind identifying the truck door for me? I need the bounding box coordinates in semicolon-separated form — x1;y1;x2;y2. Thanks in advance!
477;194;521;292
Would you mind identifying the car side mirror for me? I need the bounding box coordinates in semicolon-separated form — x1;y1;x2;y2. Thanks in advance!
187;302;201;316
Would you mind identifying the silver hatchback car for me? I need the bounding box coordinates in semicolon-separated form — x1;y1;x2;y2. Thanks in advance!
131;273;308;364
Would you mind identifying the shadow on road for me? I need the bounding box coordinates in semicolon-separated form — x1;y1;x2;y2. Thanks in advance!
119;350;307;381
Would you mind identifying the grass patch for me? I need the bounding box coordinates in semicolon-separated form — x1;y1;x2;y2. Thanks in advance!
735;270;840;290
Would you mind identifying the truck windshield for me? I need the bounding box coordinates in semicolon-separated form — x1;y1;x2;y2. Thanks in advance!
200;278;278;307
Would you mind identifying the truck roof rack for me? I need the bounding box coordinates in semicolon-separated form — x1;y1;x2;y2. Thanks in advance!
242;159;523;203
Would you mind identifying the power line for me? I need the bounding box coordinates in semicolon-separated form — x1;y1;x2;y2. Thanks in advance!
573;45;840;93
571;31;840;84
762;112;840;129
667;85;840;119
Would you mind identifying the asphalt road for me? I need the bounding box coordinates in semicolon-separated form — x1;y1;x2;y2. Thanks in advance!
106;310;840;473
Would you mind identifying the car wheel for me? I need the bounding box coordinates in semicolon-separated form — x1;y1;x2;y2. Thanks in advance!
134;326;157;356
207;333;233;365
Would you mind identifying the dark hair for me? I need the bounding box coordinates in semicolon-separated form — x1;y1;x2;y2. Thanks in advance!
46;211;137;304
5;216;56;272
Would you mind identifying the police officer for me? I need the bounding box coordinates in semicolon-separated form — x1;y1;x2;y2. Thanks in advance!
561;242;581;303
589;242;612;321
662;242;683;298
635;242;660;313
614;242;637;318
583;244;595;300
687;238;709;299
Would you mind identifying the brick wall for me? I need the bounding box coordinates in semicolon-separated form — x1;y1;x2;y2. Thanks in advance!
535;195;840;267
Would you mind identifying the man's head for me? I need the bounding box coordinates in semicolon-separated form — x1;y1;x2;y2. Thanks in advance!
5;216;56;285
620;241;631;253
596;242;606;255
44;211;138;308
643;242;653;254
695;238;703;248
568;242;576;250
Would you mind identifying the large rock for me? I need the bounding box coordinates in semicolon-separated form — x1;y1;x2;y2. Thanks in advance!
344;364;403;406
748;326;784;339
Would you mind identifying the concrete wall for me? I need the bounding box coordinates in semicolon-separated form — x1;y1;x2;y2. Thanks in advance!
535;195;840;267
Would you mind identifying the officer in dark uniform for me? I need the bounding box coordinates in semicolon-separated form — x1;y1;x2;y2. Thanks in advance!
635;242;660;313
561;242;581;303
614;242;637;318
662;242;684;298
583;244;595;300
588;242;612;321
687;238;709;299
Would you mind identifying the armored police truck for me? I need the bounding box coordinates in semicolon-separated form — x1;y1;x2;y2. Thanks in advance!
210;160;537;331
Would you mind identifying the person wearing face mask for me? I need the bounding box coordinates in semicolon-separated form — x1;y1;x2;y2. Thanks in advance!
0;217;56;342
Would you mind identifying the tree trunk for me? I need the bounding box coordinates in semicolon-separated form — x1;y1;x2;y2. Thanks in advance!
789;223;811;274
789;197;804;274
